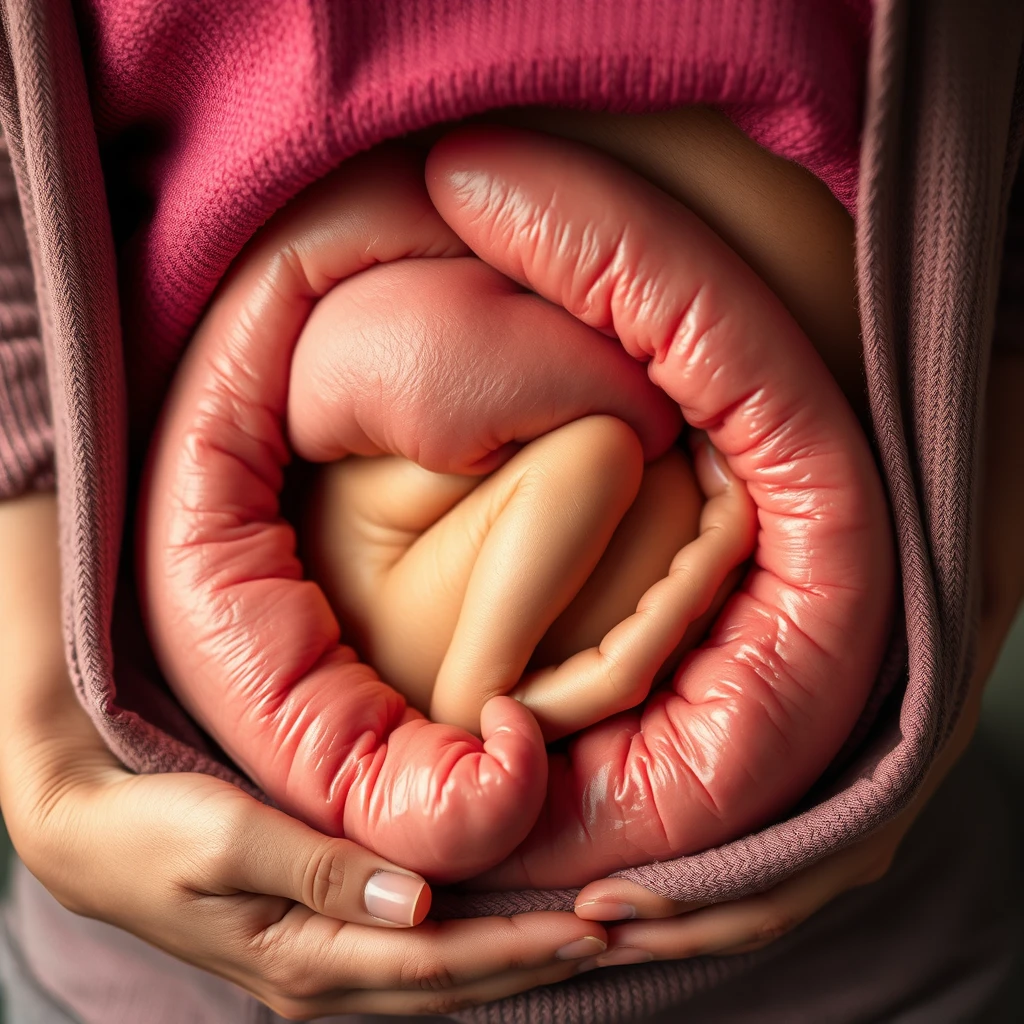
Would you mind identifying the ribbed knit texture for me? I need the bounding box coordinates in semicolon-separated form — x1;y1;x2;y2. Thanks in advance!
1;0;1023;1021
0;130;51;495
70;0;871;436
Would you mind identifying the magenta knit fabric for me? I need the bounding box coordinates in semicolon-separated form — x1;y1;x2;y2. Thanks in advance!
70;0;870;446
2;0;873;496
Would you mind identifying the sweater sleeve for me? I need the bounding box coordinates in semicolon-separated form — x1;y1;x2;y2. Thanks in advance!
0;129;53;497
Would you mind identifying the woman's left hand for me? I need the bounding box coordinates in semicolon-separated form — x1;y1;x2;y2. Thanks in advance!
573;348;1024;971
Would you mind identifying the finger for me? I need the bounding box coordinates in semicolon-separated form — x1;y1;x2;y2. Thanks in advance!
431;416;644;732
603;898;808;961
601;840;898;960
194;788;432;927
246;906;607;1000
574;879;704;922
308;960;588;1018
509;432;754;742
90;773;429;931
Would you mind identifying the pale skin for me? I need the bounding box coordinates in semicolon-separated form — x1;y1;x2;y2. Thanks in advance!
1;107;1020;1015
303;417;751;741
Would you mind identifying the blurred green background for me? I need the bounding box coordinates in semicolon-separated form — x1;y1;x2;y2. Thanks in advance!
1;610;1021;1022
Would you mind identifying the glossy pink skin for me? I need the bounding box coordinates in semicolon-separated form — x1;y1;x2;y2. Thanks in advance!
137;146;683;883
139;127;894;889
423;129;896;889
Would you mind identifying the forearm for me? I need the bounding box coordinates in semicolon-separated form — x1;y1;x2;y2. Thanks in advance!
0;492;65;733
0;492;119;867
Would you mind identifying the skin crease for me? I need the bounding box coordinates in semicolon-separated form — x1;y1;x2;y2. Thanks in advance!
138;114;895;889
302;106;863;742
1;109;1017;1015
137;146;692;883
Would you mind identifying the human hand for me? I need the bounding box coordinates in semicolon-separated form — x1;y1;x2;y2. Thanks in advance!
0;491;609;1018
570;349;1024;970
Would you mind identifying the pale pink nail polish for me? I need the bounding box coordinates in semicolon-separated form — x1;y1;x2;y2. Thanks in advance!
555;935;607;960
364;871;429;926
574;900;636;922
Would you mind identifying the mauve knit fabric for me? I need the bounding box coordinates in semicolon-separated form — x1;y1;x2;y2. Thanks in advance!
0;0;1023;1022
0;131;51;496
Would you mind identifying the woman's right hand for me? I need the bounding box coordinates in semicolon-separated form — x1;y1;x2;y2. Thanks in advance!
0;491;608;1019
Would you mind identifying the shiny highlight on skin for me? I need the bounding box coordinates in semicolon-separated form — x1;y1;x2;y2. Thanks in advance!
138;127;894;887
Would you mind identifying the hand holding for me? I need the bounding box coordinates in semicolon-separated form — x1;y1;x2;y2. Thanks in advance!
570;348;1024;970
0;494;609;1019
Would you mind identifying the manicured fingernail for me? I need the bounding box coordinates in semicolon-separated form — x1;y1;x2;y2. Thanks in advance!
555;936;607;961
576;947;654;973
574;901;636;922
364;871;430;926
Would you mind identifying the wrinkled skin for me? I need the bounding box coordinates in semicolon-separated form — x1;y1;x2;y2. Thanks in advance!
138;128;894;888
138;143;681;884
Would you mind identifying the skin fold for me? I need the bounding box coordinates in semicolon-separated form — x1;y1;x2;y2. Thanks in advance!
425;128;895;888
138;126;895;887
298;317;753;741
138;143;684;883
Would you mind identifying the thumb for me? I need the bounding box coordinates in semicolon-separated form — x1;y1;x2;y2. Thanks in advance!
200;787;431;927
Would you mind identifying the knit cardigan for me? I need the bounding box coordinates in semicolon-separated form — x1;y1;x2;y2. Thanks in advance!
0;0;1022;1021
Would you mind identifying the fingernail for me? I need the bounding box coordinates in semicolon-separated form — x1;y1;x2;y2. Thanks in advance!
555;935;607;961
364;871;430;926
704;443;730;489
576;947;654;973
574;901;636;922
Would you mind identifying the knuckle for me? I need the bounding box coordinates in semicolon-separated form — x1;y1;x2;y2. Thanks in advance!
486;916;532;972
302;843;347;915
751;909;800;947
400;953;459;992
418;993;481;1016
192;803;251;880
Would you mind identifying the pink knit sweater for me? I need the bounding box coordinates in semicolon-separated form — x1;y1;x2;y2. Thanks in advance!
3;0;871;494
